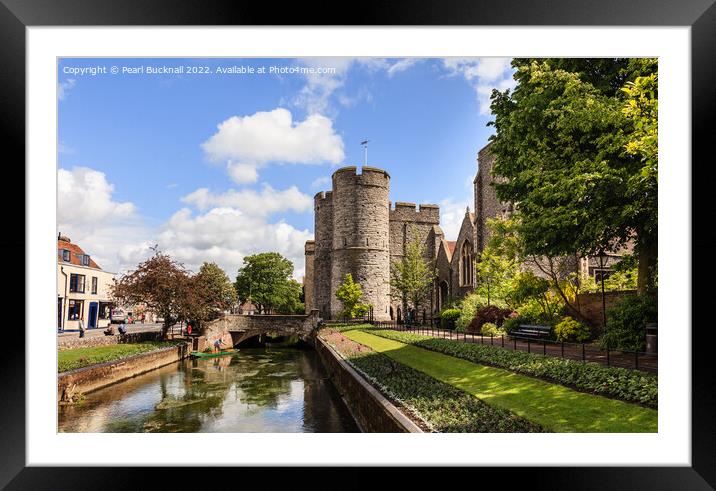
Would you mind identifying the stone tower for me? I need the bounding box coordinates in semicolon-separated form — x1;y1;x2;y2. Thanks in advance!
329;166;391;321
313;190;333;319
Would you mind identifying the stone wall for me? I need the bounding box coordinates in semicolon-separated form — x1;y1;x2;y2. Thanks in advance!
57;330;164;350
314;336;422;433
330;167;391;320
304;240;315;313
387;203;441;320
313;191;333;319
58;342;190;400
573;290;637;331
475;144;510;253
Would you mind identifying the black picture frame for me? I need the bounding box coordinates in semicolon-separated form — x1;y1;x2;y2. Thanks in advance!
3;0;713;488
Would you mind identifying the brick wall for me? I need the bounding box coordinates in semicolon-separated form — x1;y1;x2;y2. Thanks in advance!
573;290;637;331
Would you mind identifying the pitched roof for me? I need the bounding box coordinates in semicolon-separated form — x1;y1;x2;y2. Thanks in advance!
57;238;102;270
446;241;456;256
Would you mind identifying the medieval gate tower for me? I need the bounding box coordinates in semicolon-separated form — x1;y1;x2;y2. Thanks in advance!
306;165;442;322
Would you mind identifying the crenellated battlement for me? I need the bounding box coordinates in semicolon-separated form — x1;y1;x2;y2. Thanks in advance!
389;202;440;224
314;190;333;202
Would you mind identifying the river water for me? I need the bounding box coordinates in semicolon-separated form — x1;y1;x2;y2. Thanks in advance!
58;347;359;432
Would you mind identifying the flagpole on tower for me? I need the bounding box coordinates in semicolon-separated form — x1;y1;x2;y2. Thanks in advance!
361;139;369;166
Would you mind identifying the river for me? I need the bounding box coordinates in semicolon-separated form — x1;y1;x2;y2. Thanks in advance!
58;346;359;432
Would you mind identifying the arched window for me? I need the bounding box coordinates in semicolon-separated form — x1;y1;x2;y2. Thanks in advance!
460;241;474;286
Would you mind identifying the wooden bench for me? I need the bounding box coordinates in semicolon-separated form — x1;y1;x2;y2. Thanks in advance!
510;324;552;339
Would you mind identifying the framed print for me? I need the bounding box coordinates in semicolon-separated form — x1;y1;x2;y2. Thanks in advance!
3;0;715;487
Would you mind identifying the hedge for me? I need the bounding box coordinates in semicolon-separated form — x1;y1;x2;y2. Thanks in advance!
363;329;658;408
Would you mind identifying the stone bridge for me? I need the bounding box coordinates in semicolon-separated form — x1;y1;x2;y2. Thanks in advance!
202;310;321;348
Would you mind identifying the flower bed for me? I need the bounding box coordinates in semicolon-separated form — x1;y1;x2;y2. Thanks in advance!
362;329;658;408
320;329;544;433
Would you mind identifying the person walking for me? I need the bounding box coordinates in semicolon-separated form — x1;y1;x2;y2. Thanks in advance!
78;318;85;338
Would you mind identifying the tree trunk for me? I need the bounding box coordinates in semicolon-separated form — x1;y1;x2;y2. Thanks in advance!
636;241;657;295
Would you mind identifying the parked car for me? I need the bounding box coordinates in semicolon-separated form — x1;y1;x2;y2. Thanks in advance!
110;308;127;324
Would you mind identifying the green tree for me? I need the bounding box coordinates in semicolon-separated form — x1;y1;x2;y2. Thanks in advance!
475;244;517;306
190;262;238;323
390;234;436;319
234;252;301;314
335;273;370;319
488;58;657;295
111;251;191;338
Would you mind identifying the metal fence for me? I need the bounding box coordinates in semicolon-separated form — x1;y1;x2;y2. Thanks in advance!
364;320;657;374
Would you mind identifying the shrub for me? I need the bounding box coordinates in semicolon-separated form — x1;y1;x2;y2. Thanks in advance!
516;298;562;326
600;294;657;351
502;316;523;334
467;305;515;333
365;329;658;408
440;308;461;330
480;322;506;337
554;316;591;342
455;292;489;330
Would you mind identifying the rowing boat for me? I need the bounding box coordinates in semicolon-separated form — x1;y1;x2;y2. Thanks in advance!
190;349;239;358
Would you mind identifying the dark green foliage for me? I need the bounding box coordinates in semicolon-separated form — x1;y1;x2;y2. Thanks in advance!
234;252;303;314
502;316;523;333
467;305;515;333
367;330;657;408
488;58;658;294
342;346;544;433
440;308;461;330
600;295;658;351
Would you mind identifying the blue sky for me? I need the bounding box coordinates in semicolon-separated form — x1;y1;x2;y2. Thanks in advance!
57;57;516;278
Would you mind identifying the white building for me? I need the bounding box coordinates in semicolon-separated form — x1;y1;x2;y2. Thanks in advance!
57;234;116;331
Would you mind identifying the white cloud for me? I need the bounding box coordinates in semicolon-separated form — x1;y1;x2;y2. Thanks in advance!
181;185;312;216
58;167;313;279
202;108;345;181
226;162;259;184
58;79;76;101
311;176;331;189
293;58;420;114
439;197;472;240
156;207;312;280
57;167;150;273
386;58;420;77
58;167;135;225
442;57;516;115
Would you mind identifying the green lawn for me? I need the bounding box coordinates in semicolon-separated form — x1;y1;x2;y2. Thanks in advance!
58;341;184;373
344;330;657;433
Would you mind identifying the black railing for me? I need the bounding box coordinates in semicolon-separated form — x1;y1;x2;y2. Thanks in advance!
363;320;657;374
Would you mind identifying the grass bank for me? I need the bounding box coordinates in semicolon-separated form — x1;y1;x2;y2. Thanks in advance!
362;328;658;408
343;330;657;433
321;329;544;432
58;341;185;373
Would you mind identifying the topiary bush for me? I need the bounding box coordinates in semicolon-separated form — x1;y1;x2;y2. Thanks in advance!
554;316;591;343
600;294;657;352
467;305;515;333
440;308;461;330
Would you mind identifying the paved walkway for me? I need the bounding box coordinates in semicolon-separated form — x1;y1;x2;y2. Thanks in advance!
372;324;658;374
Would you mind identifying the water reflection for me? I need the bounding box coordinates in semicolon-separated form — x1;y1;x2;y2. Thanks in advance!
58;348;359;433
